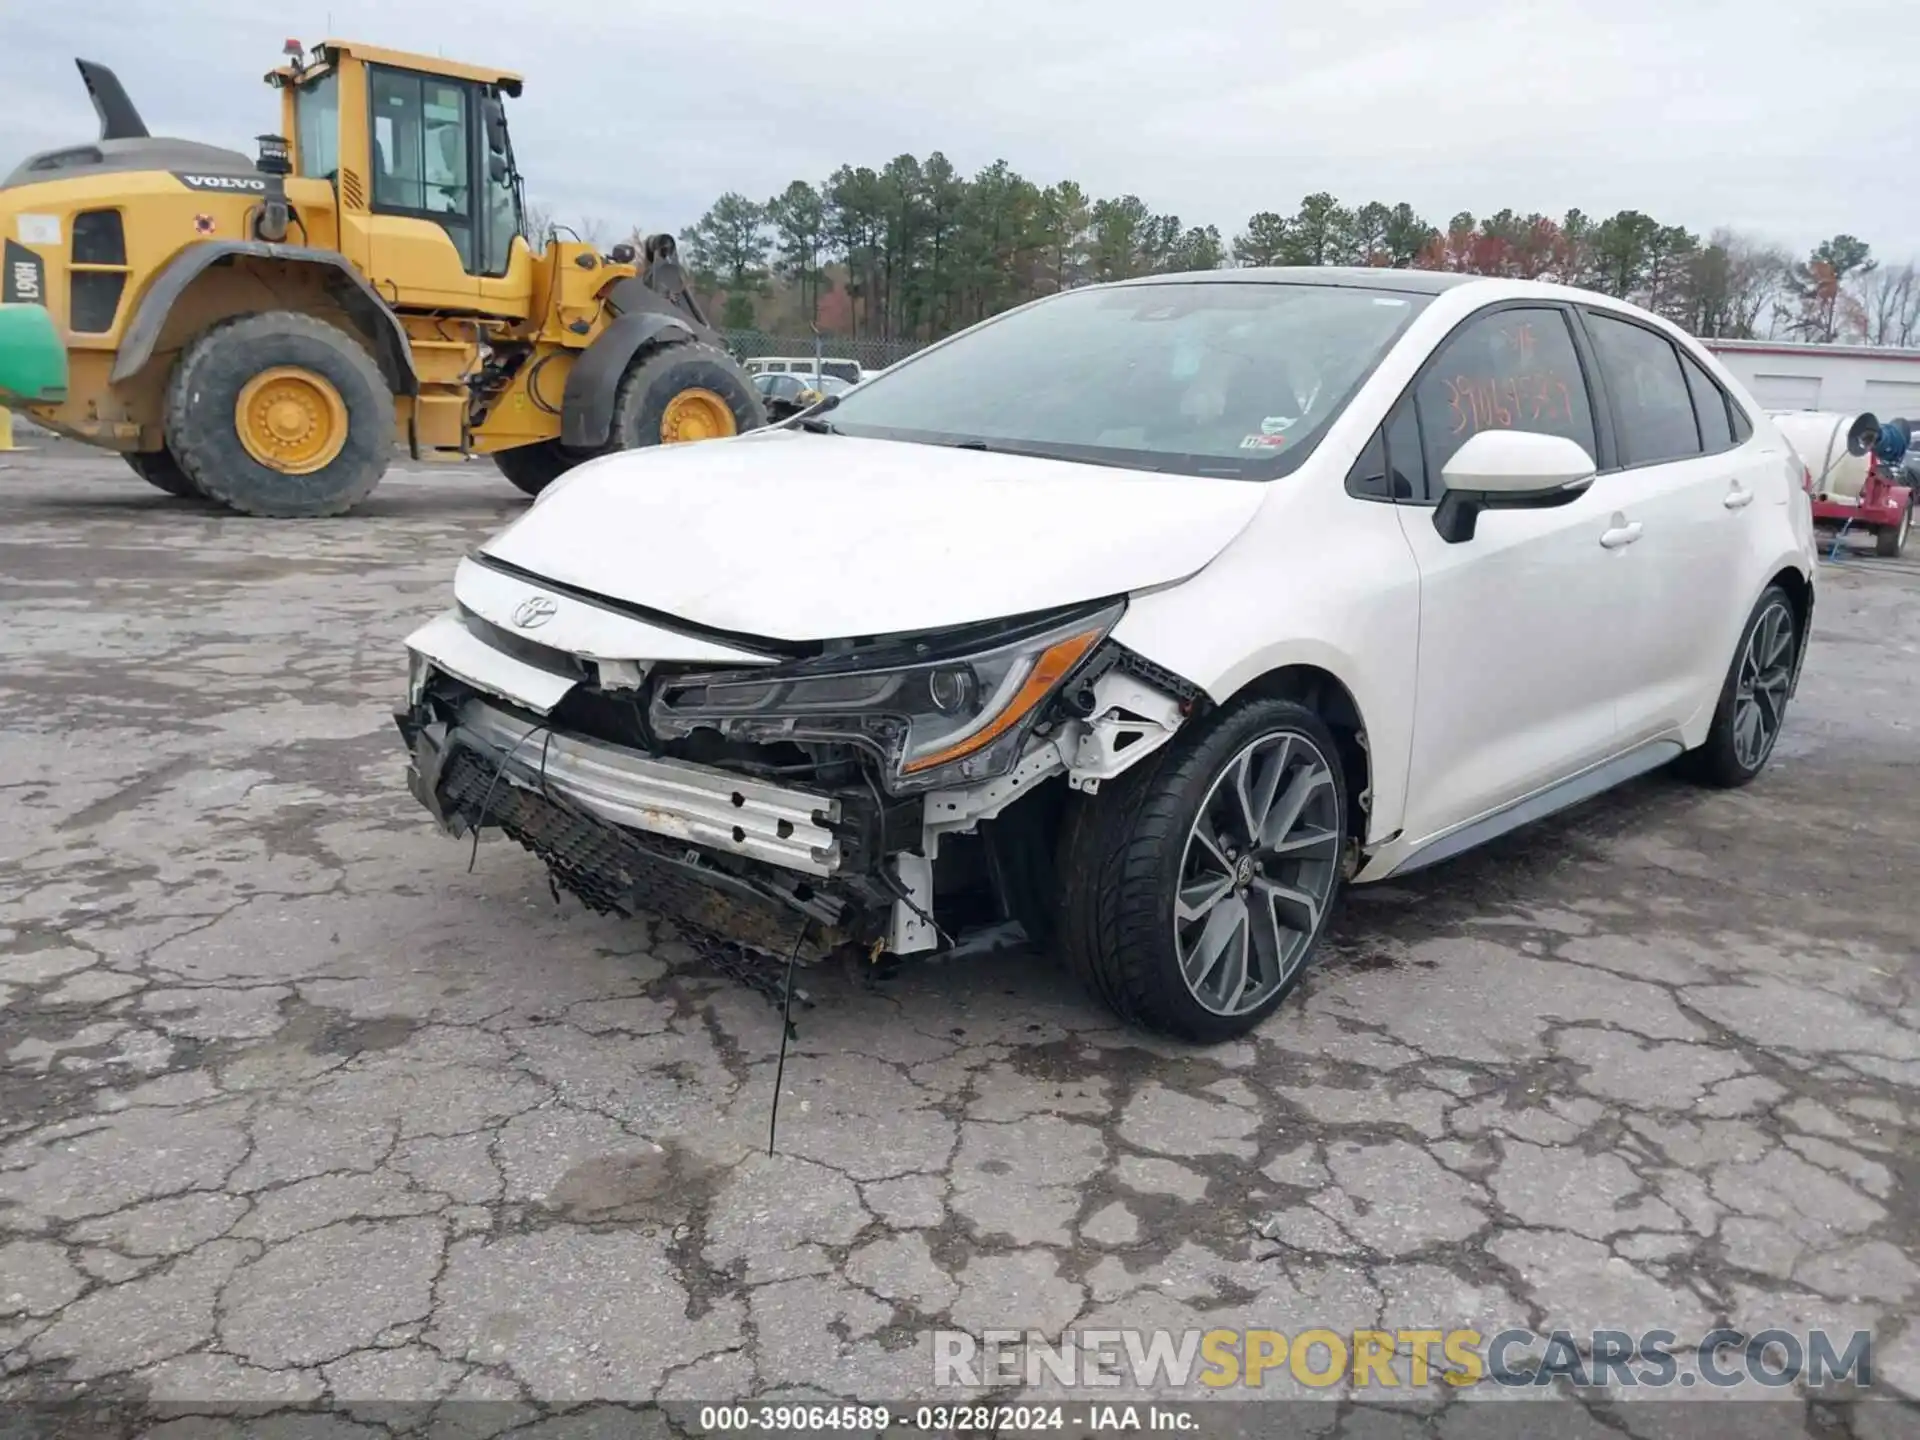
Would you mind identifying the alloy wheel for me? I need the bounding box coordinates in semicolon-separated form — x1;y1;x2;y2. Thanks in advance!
1173;730;1342;1017
1733;599;1795;771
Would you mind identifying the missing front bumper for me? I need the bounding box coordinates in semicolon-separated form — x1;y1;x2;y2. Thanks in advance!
398;705;873;962
452;697;844;875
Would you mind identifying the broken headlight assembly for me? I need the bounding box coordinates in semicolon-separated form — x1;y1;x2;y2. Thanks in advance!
649;601;1124;793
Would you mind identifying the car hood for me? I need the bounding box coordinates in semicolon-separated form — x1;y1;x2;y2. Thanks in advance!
479;430;1268;642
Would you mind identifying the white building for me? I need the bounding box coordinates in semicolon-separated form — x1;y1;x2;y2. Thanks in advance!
1702;339;1920;419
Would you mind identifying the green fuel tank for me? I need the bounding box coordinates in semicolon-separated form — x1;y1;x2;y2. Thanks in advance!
0;302;67;407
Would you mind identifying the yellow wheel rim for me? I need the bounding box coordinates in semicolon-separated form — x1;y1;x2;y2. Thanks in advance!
659;388;737;444
234;366;349;474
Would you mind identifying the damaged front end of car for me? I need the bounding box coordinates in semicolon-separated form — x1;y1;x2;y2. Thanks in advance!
395;558;1199;967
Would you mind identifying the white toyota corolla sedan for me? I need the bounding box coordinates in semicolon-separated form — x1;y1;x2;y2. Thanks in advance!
398;268;1818;1042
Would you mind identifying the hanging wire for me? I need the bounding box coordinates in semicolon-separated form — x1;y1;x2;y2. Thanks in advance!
766;917;813;1158
466;722;552;873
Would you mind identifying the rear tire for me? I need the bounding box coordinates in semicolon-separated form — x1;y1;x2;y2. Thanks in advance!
166;311;391;518
493;440;578;498
1058;697;1348;1043
1680;584;1798;789
608;342;765;451
1876;504;1911;558
124;448;202;499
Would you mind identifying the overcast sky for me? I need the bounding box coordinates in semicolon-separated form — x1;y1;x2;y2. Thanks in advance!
2;0;1912;260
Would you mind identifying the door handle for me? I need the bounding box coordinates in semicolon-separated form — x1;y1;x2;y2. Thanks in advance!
1724;486;1754;510
1600;521;1643;549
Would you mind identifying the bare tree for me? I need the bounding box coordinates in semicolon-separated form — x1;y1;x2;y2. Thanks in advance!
521;199;554;253
1720;231;1790;339
1850;262;1920;347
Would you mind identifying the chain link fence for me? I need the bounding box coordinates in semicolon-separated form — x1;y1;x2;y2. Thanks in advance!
720;331;927;374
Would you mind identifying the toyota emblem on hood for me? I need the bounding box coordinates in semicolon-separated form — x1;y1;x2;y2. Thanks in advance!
511;596;559;629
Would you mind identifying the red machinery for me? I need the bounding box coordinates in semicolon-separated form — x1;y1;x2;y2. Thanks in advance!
1773;411;1915;560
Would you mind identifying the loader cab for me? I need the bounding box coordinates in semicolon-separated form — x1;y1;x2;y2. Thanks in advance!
275;40;531;315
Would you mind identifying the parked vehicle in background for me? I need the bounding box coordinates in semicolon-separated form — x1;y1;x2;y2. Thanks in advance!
754;371;851;421
1771;410;1915;559
400;268;1818;1042
743;355;862;385
752;372;823;420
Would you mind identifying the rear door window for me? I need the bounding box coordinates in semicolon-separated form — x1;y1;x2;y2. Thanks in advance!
1584;311;1702;466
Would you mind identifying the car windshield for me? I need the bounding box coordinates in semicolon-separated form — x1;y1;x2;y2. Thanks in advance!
819;280;1430;478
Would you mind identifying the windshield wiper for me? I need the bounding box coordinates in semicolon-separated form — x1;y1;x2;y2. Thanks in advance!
944;437;1174;473
793;394;843;433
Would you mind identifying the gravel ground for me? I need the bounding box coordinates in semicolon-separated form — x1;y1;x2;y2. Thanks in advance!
1;439;1917;1434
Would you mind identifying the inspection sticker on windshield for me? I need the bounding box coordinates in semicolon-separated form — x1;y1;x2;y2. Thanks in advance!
1240;434;1287;450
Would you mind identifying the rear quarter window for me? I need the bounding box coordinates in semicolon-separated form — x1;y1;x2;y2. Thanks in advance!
1678;349;1736;454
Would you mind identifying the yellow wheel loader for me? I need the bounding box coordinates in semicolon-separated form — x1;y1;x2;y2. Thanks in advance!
0;41;765;516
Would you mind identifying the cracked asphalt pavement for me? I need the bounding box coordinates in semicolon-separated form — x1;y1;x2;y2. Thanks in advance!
1;440;1917;1433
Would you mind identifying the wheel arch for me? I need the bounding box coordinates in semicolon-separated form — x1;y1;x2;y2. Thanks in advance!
1763;561;1815;697
559;313;698;449
1225;661;1375;851
111;242;417;396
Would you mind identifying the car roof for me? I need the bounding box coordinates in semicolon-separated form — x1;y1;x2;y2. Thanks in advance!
1102;268;1697;331
1115;266;1483;296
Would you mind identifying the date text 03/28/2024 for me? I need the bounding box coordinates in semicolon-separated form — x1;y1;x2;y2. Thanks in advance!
697;1405;1188;1432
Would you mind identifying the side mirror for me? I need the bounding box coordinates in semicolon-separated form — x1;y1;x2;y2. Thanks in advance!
483;98;508;156
487;154;508;184
1434;430;1596;544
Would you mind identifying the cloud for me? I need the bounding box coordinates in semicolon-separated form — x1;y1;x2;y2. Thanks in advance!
1;0;1909;258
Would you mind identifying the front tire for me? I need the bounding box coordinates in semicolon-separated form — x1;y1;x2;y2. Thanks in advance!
1876;503;1911;559
608;342;765;451
1681;584;1799;789
124;448;202;499
1059;697;1348;1043
166;311;392;518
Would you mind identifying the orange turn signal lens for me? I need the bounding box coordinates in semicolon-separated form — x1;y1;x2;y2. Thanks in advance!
901;628;1104;774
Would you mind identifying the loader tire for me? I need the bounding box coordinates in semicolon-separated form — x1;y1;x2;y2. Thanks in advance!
166;312;391;518
493;439;579;498
607;342;765;452
125;447;203;499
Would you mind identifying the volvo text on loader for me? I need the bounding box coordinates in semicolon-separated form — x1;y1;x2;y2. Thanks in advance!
0;41;766;516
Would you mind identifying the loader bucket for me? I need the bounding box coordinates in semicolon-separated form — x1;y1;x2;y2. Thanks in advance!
0;303;67;406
